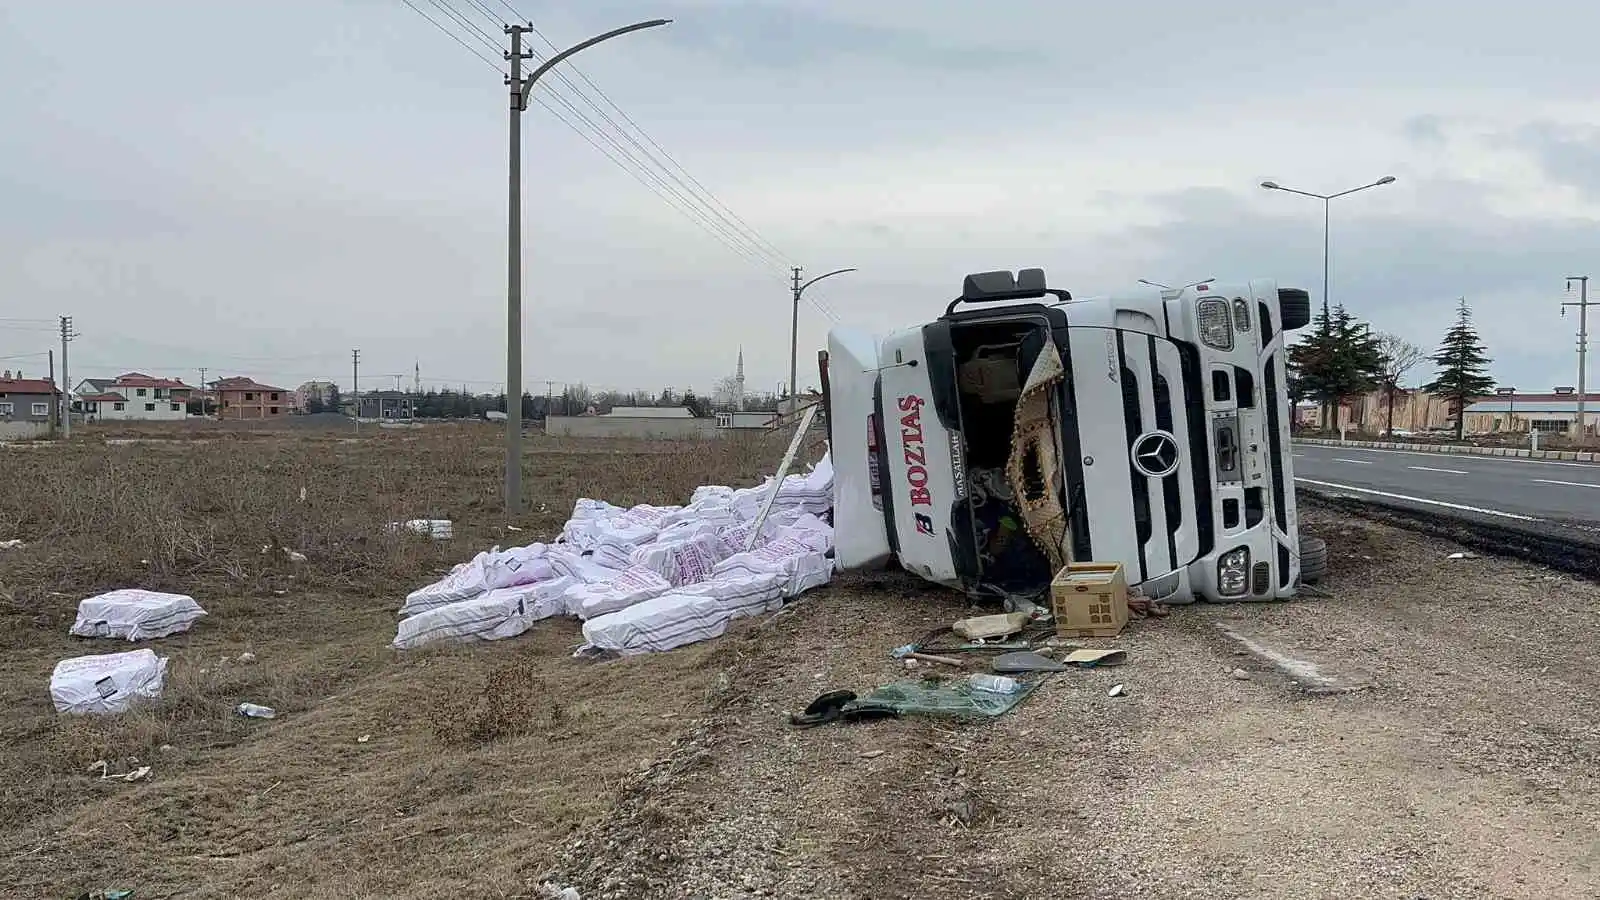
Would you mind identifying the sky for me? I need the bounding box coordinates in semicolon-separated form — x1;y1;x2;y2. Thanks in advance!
3;0;1599;397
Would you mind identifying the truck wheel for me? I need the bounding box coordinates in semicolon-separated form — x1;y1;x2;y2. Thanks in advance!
1298;536;1328;585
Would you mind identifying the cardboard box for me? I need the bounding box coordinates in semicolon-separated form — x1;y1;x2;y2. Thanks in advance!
1050;562;1129;638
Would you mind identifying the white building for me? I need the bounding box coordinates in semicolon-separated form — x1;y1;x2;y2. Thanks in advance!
76;372;194;421
606;406;691;418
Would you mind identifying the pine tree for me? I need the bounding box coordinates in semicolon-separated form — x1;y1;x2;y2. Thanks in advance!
1422;297;1495;440
1287;305;1385;430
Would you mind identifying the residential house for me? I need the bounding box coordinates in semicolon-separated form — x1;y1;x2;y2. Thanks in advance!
74;372;192;421
357;390;414;420
211;377;289;419
715;410;778;431
0;371;59;423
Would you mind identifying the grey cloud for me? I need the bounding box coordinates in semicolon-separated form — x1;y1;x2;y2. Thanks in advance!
1401;115;1447;145
1509;122;1600;199
1086;181;1589;391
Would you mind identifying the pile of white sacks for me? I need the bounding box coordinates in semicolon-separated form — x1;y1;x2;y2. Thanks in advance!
393;454;835;656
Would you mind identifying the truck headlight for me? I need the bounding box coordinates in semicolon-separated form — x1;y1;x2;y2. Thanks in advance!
1217;547;1250;596
1197;298;1234;351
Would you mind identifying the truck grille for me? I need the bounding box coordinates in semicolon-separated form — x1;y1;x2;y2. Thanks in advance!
1263;350;1288;532
1116;334;1198;583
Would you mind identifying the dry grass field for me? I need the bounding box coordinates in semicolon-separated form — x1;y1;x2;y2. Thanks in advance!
3;423;1599;900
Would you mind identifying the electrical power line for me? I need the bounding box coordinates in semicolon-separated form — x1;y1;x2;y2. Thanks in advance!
521;22;796;269
401;1;795;278
401;0;506;74
424;0;502;54
458;0;508;32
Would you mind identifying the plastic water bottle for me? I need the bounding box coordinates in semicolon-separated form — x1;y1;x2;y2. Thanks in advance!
968;673;1022;695
236;702;277;719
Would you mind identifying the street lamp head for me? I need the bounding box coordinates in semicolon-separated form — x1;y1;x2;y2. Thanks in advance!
1260;181;1281;190
1376;175;1397;185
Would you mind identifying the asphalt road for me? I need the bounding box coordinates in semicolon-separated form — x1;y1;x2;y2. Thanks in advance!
1292;442;1600;531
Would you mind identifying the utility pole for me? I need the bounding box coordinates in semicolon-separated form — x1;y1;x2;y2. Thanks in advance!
789;267;802;407
352;349;361;430
47;349;56;436
544;380;556;418
198;367;207;416
59;315;75;438
1564;276;1594;443
501;16;670;514
788;265;857;415
506;23;526;513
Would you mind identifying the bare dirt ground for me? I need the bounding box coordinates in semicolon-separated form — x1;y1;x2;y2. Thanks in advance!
3;425;1598;899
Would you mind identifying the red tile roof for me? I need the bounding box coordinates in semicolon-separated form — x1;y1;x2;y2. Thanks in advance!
80;392;127;402
0;378;59;395
112;372;190;389
212;377;288;393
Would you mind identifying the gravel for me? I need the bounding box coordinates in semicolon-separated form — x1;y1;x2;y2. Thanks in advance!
550;511;1600;899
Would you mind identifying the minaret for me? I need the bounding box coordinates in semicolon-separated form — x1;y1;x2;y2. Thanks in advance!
735;346;746;412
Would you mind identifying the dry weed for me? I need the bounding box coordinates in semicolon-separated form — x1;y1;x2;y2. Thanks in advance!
432;655;563;746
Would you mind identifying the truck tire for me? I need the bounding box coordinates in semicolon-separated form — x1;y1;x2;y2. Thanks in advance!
1279;288;1312;330
1298;536;1328;585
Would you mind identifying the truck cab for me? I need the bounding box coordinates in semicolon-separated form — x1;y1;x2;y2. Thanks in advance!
822;268;1311;604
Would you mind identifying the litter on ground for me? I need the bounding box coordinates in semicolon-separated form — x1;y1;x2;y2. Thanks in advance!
389;518;454;539
69;588;207;642
50;649;168;715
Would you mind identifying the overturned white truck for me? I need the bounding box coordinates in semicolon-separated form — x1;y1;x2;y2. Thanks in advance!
821;269;1312;604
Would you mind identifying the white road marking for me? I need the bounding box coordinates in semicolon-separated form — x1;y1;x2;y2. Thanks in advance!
1294;477;1542;522
1408;465;1468;475
1532;478;1600;489
1332;458;1373;465
1293;444;1600;470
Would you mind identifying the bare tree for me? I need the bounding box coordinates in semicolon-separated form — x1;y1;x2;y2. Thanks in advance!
1375;332;1425;437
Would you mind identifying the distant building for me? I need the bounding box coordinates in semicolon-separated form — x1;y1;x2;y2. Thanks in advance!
0;371;59;423
211;377;289;419
716;410;777;431
74;372;192;421
1463;389;1600;436
295;380;338;413
357;390;414;420
606;406;691;418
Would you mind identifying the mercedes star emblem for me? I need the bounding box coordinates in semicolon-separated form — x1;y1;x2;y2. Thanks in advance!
1130;431;1181;478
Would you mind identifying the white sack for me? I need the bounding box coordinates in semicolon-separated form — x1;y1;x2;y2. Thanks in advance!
629;527;725;586
580;571;785;656
392;577;573;650
399;544;550;618
713;536;834;598
483;543;553;590
689;485;736;507
546;548;626;584
70;589;207;641
561;565;672;619
50;648;168;715
773;513;834;552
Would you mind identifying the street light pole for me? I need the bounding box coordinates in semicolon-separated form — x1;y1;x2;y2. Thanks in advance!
1261;175;1396;429
1564;275;1593;444
502;17;670;514
1260;175;1396;323
788;265;856;410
